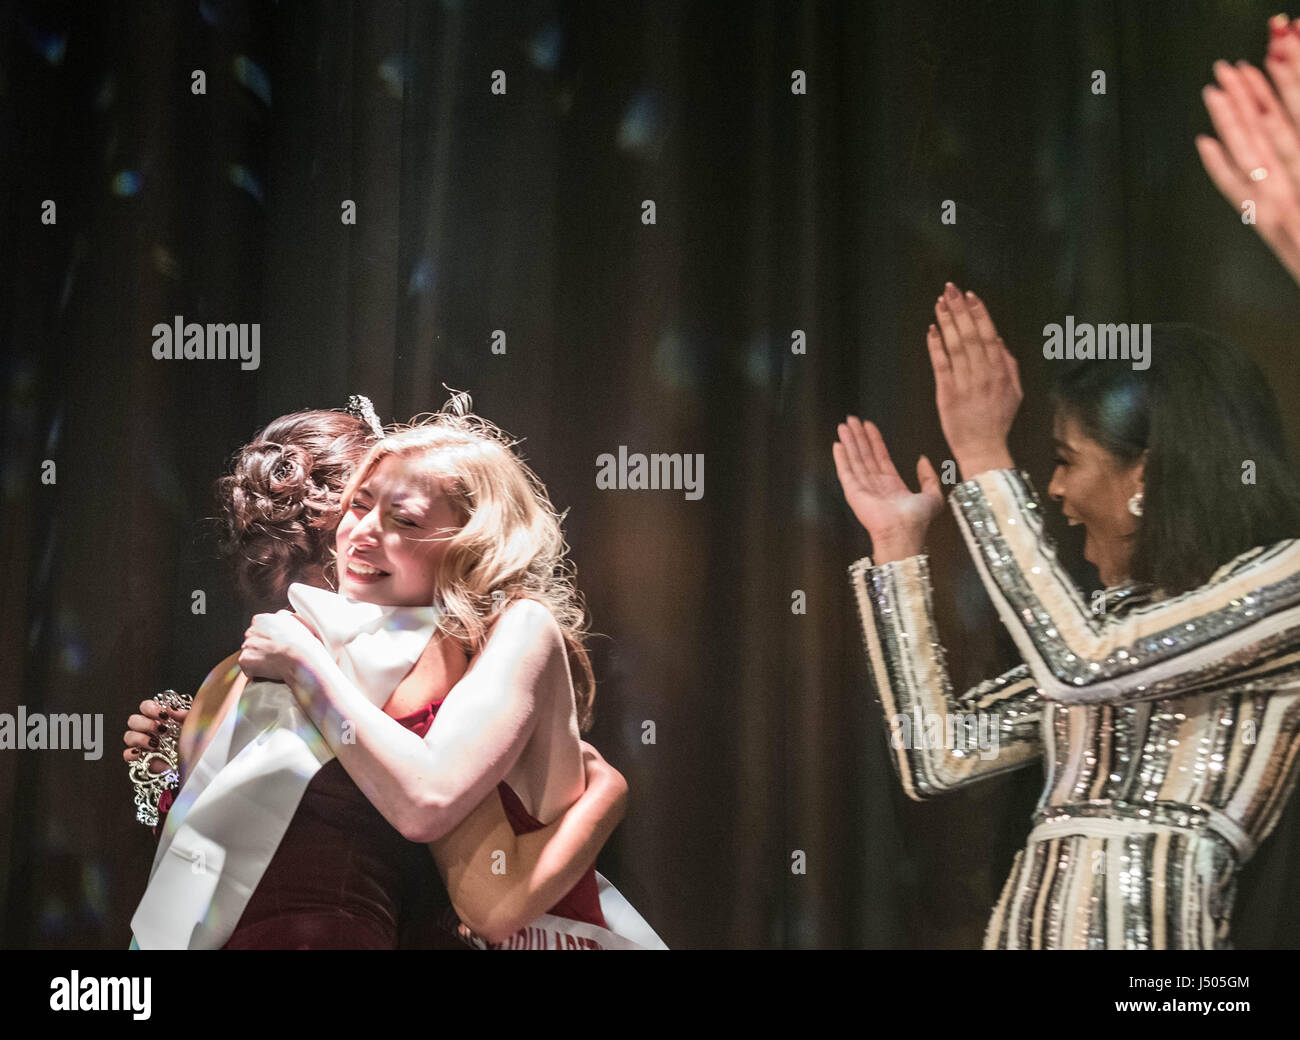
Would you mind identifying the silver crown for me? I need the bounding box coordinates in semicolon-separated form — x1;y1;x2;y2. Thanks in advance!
345;394;385;438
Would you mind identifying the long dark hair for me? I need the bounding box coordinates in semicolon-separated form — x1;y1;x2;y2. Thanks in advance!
1049;323;1300;596
214;410;377;610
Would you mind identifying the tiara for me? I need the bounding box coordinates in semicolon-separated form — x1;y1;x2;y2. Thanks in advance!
345;394;385;438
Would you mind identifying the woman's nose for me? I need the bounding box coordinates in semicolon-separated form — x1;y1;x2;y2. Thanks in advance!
351;507;382;542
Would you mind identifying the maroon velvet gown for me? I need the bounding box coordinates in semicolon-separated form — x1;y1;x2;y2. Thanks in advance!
157;699;605;948
224;701;466;949
157;702;465;949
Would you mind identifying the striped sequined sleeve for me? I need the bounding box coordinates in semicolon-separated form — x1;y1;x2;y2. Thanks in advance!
950;467;1300;706
850;553;1043;801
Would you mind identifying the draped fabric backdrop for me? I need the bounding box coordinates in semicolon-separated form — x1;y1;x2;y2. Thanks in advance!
4;0;1300;948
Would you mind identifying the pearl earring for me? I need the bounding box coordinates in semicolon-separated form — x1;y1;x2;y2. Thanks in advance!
1128;490;1144;517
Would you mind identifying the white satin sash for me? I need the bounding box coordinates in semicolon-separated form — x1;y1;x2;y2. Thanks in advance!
474;873;669;949
130;584;440;949
130;583;666;951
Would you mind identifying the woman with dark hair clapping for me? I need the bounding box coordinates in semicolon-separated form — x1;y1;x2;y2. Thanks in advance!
837;287;1300;949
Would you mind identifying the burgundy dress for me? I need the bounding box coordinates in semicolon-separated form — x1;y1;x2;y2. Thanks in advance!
222;701;467;949
494;784;606;931
157;698;604;948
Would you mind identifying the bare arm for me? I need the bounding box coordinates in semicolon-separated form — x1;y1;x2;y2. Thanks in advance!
249;598;567;842
178;654;247;780
436;742;627;943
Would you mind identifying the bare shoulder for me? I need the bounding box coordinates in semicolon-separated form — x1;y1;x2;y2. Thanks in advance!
480;597;567;669
489;596;564;643
461;598;569;715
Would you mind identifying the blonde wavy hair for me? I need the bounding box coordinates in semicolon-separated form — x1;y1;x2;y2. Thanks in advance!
333;392;596;730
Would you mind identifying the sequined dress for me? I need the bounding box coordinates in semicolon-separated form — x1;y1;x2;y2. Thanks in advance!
851;468;1300;949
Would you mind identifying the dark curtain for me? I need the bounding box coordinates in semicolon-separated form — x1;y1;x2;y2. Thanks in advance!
4;0;1300;949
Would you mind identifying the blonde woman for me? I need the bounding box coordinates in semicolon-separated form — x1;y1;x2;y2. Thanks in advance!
218;400;660;947
128;405;629;949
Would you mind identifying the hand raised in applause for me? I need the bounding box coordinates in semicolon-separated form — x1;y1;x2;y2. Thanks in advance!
833;416;943;564
1198;16;1300;287
928;283;1020;482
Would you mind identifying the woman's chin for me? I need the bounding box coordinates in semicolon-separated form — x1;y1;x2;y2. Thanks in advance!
339;580;377;602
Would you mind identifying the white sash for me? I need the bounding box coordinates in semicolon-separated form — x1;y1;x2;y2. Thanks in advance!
130;583;666;951
130;584;440;949
471;872;669;949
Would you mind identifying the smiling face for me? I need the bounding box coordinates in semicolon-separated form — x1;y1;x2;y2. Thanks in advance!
1047;409;1146;587
334;452;465;606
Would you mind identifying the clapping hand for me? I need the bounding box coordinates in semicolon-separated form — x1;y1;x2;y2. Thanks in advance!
1198;15;1300;286
928;283;1020;481
833;416;943;563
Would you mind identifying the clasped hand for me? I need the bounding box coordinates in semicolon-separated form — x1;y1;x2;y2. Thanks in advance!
238;610;324;684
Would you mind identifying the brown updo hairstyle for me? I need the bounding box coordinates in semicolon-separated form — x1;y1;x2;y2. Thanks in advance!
215;410;378;610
